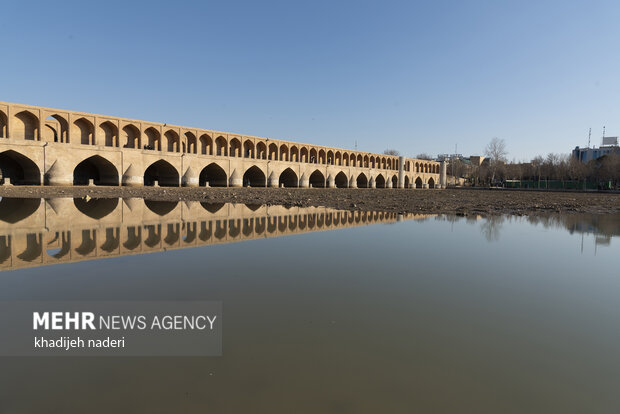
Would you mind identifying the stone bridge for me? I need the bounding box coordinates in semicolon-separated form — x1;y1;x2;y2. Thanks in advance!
0;198;436;272
0;101;444;189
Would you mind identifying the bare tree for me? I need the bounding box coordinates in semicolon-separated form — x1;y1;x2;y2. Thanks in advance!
484;138;507;183
383;149;400;156
415;153;433;160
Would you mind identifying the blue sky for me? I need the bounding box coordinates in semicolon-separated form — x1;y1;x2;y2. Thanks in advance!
2;0;619;161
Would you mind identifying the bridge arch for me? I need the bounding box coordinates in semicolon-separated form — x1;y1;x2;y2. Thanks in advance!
0;109;7;138
99;121;118;147
428;177;435;188
404;176;410;188
0;150;41;185
415;177;423;188
13;110;39;140
300;147;308;163
356;172;368;188
73;155;119;186
309;169;325;188
279;168;298;187
229;138;241;157
199;133;212;155
73;117;94;145
257;142;267;160
164;130;180;152
290;146;299;162
375;174;386;188
144;160;179;187
280;144;289;162
145;127;161;150
335;171;348;188
391;175;398;188
243;165;266;187
268;143;278;160
199;163;227;187
43;114;68;142
243;140;255;158
215;136;227;156
185;132;197;154
122;124;140;148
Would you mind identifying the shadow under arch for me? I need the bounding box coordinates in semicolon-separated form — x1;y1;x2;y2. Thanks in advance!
243;166;266;187
200;163;227;187
73;155;119;186
144;160;179;187
145;200;178;216
309;170;325;188
0;198;41;223
0;150;41;185
356;172;368;188
74;198;119;219
279;168;298;187
335;172;348;188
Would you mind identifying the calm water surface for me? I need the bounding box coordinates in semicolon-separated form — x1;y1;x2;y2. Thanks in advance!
0;198;618;413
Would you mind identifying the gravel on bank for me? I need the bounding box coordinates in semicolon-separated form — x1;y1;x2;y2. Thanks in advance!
1;186;618;216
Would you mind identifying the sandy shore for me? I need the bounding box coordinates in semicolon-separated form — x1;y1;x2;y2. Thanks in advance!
0;186;618;216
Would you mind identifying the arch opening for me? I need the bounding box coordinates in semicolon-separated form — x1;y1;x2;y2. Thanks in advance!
144;160;179;187
0;150;41;185
73;156;119;186
415;177;423;188
428;177;435;189
279;168;298;187
375;174;386;188
335;172;348;188
309;170;325;188
391;175;398;188
199;163;227;187
356;173;368;188
243;166;266;187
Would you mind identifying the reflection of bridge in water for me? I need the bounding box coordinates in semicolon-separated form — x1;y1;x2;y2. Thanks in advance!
0;198;435;272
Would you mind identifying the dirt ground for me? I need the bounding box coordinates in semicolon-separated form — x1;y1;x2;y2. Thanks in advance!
1;186;618;216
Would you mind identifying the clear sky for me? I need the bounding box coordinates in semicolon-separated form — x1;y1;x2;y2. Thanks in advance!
2;0;619;161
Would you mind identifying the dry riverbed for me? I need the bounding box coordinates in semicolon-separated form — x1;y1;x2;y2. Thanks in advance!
1;186;618;216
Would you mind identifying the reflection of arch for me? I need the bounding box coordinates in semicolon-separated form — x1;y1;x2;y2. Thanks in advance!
0;150;41;185
145;200;178;216
74;198;119;219
309;170;325;188
123;227;141;250
0;198;40;223
199;163;227;187
356;173;368;188
14;110;39;140
74;117;94;145
243;166;266;187
375;174;386;188
201;202;225;213
144;160;179;187
75;230;96;256
415;177;423;188
17;234;42;262
428;177;435;188
279;168;298;187
100;228;120;252
334;171;348;188
73;155;119;186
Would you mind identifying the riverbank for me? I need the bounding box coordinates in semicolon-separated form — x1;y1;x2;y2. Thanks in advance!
1;186;618;216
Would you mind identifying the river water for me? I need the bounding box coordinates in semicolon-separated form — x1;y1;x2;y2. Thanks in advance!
0;197;618;413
